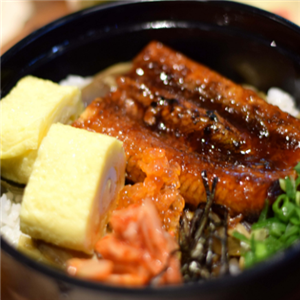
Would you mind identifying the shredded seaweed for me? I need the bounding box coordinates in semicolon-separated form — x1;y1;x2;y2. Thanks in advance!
179;171;229;281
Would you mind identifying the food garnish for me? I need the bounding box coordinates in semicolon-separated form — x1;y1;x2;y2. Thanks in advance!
20;123;125;254
234;163;300;268
0;76;83;184
179;172;230;281
67;200;182;286
117;147;185;234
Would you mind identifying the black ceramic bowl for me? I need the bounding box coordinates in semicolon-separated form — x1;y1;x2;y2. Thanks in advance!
2;1;300;300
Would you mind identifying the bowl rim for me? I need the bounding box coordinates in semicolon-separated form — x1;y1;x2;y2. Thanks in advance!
2;237;300;295
1;0;300;296
2;0;300;63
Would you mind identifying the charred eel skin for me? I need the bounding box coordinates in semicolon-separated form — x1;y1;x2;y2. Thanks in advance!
73;41;300;219
116;76;243;155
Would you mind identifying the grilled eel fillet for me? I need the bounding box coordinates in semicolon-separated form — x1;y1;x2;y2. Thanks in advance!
74;99;294;219
73;41;300;219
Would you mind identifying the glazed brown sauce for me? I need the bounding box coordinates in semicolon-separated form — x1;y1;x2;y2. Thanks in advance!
122;45;300;171
73;41;300;218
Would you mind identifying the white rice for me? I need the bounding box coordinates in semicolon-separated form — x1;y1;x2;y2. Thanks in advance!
59;75;92;89
0;192;23;246
267;87;299;117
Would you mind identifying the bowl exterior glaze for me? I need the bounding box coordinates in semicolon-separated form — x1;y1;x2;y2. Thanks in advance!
1;1;300;300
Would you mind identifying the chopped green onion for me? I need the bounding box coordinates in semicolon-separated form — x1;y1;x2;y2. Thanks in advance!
232;231;249;244
272;195;295;223
290;207;300;225
264;236;283;254
279;178;286;192
281;224;299;241
294;162;300;174
251;217;280;230
253;241;268;260
296;192;300;207
251;228;268;241
284;177;295;200
295;177;300;189
269;222;286;238
244;251;255;268
234;163;300;269
258;199;269;222
286;235;299;246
